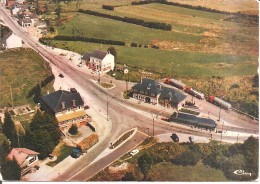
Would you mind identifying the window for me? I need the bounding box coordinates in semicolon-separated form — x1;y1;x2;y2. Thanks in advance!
29;156;37;164
78;106;81;109
67;109;71;112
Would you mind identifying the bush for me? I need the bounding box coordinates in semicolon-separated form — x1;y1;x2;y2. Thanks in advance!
121;172;135;181
131;42;138;47
102;5;114;11
68;125;78;135
172;150;201;166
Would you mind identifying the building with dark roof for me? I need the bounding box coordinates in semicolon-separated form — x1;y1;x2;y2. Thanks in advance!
82;49;115;73
170;112;217;131
41;89;92;131
132;78;186;109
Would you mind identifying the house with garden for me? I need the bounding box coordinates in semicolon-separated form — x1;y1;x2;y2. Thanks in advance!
40;88;92;131
82;49;115;73
7;148;40;175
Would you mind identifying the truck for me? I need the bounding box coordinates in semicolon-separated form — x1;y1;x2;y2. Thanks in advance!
208;96;232;110
185;87;205;99
165;78;186;90
71;134;99;158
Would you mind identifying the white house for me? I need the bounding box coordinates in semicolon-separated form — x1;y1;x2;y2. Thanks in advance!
18;17;33;27
7;148;40;175
2;32;22;49
11;6;20;15
82;49;115;73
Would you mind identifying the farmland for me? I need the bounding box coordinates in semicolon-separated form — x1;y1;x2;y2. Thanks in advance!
44;40;257;77
0;48;55;107
56;14;202;45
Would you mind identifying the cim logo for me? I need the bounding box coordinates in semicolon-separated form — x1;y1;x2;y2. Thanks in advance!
233;170;252;176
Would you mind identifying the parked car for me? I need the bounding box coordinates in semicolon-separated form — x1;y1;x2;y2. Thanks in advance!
170;133;179;142
130;149;139;156
59;74;64;78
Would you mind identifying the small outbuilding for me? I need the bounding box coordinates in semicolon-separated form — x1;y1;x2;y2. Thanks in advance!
2;32;23;49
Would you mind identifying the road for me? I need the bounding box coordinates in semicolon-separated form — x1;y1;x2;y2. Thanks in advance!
0;5;258;181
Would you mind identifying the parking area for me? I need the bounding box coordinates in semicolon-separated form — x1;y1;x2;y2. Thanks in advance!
155;132;210;143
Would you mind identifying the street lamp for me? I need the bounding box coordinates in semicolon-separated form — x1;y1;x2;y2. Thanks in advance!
151;111;162;137
106;94;117;121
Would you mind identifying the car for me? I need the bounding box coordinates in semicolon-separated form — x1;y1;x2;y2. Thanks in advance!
59;74;64;78
130;149;139;156
170;133;179;142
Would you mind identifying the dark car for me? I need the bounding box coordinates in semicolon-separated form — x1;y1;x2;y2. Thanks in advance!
170;133;179;142
59;74;64;78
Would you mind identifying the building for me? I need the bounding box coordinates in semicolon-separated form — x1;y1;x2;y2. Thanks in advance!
40;89;92;131
2;32;22;49
7;148;40;175
18;18;32;27
132;78;186;109
169;112;217;131
6;0;15;8
82;49;115;73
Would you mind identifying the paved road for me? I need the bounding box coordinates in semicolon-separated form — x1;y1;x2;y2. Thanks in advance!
1;5;258;181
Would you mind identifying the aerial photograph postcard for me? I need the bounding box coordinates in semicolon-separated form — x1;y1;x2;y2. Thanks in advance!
0;0;259;182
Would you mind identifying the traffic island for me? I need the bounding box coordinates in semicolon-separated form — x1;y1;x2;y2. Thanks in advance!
109;128;137;149
98;81;114;89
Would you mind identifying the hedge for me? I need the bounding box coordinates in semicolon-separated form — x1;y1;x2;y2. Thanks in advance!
78;9;172;31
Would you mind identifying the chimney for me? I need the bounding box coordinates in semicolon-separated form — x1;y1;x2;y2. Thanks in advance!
140;77;142;84
61;102;65;109
72;100;76;107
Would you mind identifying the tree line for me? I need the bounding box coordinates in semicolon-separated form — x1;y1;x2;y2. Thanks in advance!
78;9;172;31
131;0;259;20
130;137;259;181
41;36;126;46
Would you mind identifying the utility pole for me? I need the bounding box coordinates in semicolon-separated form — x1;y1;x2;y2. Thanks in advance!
237;133;239;143
221;121;224;142
171;62;173;78
10;85;14;109
218;106;221;121
151;111;161;137
106;93;117;121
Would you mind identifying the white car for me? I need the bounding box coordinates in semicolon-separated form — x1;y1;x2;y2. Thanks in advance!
130;149;139;156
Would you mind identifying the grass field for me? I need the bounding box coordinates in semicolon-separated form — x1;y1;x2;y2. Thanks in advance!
57;13;202;45
148;161;228;181
0;48;55;107
45;40;257;77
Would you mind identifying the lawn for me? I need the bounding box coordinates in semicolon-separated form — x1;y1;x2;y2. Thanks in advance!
0;48;55;107
56;13;202;45
147;161;228;181
46;144;74;167
46;40;257;77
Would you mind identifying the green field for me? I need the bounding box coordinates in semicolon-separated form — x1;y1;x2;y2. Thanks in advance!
56;14;202;45
47;144;74;167
0;48;55;107
46;40;257;77
148;161;228;181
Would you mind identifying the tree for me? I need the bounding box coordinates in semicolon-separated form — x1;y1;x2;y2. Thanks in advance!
68;125;78;135
121;172;136;181
1;158;21;180
0;133;10;162
33;84;41;103
242;136;258;178
2;110;18;147
138;152;154;180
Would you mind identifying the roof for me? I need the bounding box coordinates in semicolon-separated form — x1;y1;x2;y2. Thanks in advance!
159;86;186;105
56;109;86;122
7;148;39;165
82;50;107;61
132;78;163;96
170;112;217;128
82;52;91;61
19;18;32;24
41;90;84;112
7;1;15;7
